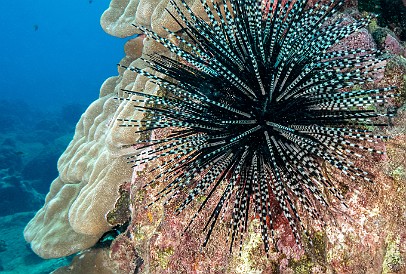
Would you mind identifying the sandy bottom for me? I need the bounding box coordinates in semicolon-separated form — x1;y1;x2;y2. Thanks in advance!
0;212;71;274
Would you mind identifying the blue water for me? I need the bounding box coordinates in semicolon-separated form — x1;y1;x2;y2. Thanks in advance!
0;0;123;112
0;1;125;272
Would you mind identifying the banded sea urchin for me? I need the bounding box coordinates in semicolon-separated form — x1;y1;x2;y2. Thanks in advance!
117;0;397;253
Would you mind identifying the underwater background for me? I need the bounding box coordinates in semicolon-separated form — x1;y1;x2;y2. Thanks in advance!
0;0;123;272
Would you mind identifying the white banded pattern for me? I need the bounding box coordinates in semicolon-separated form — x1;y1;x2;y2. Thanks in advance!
117;0;396;254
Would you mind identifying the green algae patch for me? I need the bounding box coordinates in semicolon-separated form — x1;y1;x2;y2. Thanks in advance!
157;246;174;269
391;166;405;182
288;254;313;274
288;232;328;274
382;235;403;273
233;219;267;274
368;18;379;34
107;183;131;226
310;232;328;263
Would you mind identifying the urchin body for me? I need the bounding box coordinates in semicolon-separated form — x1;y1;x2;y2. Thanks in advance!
118;0;396;253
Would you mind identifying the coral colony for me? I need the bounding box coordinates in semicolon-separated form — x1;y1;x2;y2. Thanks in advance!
118;0;396;253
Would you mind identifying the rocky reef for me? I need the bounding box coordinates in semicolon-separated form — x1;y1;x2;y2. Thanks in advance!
24;0;405;273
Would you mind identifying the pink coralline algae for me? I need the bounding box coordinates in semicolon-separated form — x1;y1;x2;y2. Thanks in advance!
383;34;406;57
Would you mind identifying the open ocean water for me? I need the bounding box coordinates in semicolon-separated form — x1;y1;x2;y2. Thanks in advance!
0;0;123;272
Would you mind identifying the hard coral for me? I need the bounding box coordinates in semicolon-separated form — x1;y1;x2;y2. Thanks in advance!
24;84;137;258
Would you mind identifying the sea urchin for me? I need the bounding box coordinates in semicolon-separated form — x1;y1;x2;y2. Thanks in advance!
117;0;396;253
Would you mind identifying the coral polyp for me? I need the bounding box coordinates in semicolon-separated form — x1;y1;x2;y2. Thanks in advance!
118;0;396;253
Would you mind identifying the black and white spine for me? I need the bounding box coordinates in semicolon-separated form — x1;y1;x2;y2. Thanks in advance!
117;0;396;253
